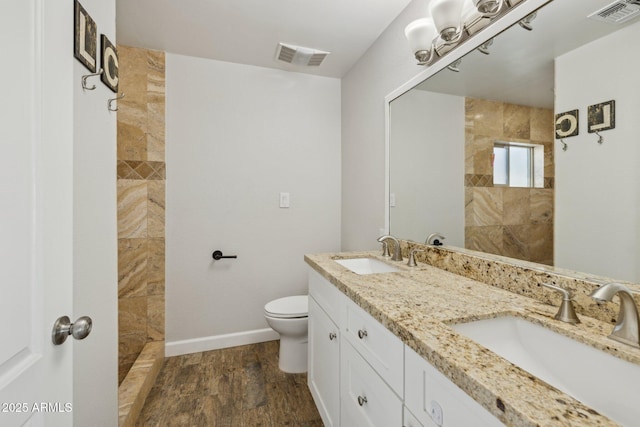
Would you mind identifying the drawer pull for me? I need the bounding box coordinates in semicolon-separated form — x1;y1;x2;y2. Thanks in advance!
357;395;368;406
357;329;368;339
329;332;337;340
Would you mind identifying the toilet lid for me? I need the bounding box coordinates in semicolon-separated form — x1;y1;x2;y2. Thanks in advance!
264;295;308;318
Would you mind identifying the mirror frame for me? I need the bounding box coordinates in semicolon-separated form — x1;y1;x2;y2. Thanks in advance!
383;0;552;235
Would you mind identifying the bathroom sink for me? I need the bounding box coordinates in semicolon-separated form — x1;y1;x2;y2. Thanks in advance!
452;315;640;425
334;258;400;275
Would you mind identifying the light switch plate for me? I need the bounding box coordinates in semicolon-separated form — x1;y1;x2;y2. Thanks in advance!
279;192;290;208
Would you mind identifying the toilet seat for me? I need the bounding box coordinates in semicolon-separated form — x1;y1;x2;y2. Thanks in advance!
264;295;308;319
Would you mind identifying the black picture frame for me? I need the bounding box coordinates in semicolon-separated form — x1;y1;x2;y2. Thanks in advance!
588;100;615;133
73;0;97;73
555;109;579;139
100;35;119;93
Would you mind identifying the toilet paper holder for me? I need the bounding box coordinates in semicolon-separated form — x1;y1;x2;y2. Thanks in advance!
212;250;238;260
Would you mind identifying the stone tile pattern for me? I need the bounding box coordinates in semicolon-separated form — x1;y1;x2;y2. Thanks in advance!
399;240;640;326
306;251;640;427
465;97;555;265
136;341;322;426
119;341;165;427
117;45;166;385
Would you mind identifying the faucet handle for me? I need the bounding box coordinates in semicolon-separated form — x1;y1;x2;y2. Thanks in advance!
381;241;391;258
407;249;424;267
541;283;580;324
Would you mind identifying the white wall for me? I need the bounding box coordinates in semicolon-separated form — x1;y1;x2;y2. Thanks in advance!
389;90;465;245
341;0;428;250
166;55;341;354
72;0;118;425
555;21;640;283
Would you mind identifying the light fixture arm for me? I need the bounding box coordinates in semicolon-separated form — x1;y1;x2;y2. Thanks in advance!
476;0;506;18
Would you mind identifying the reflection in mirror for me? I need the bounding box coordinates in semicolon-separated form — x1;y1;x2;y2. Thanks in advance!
389;0;640;282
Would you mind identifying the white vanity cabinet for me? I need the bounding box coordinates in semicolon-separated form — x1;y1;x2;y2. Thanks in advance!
404;345;504;427
403;406;424;427
308;267;502;427
340;339;403;426
308;270;344;427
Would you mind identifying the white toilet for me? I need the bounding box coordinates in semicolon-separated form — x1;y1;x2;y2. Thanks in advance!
264;295;309;373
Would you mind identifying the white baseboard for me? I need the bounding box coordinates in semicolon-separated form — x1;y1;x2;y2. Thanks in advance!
165;328;280;357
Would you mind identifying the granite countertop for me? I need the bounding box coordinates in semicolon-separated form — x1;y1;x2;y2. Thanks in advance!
305;251;640;427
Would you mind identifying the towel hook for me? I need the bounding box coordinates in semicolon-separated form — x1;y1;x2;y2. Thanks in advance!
81;69;104;91
595;131;604;144
557;139;568;151
108;93;125;112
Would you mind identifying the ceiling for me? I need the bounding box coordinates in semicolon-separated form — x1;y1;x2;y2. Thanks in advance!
116;0;414;78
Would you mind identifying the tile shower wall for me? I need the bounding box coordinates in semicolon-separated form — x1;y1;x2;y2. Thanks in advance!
464;98;554;265
117;45;166;384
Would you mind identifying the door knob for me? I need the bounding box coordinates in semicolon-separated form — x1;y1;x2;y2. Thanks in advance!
52;315;93;345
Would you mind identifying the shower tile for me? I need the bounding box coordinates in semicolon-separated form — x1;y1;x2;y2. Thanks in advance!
119;297;148;338
118;239;148;298
530;107;554;142
530;189;554;224
470;98;504;137
503;225;531;261
465;226;503;255
118;180;148;238
503;188;530;225
117;119;148;161
543;140;555;178
503;103;531;140
529;224;554;262
147;238;165;296
147;294;165;341
465;130;475;173
147;181;165;238
473;135;494;176
118;45;148;110
472;187;503;226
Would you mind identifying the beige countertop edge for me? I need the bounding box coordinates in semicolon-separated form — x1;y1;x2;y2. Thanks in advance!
304;251;639;427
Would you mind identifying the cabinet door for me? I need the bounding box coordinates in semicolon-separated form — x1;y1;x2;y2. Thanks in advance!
404;406;427;427
308;296;341;427
341;340;403;427
405;346;505;427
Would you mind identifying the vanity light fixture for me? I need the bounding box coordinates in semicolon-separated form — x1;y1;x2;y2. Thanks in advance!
404;0;513;66
477;38;493;54
518;11;537;30
447;58;462;72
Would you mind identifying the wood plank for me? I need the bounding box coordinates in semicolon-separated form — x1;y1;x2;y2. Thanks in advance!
136;340;322;426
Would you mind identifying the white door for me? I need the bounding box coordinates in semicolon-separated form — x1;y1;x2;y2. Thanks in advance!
1;1;75;426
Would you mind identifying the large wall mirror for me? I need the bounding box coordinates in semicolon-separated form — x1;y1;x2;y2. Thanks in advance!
388;0;640;283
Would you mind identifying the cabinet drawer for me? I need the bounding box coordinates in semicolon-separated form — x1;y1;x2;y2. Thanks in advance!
343;297;404;396
405;346;504;427
341;340;403;427
309;268;345;323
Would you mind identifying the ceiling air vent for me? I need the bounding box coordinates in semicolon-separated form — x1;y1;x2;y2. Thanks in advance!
276;43;330;67
588;0;640;24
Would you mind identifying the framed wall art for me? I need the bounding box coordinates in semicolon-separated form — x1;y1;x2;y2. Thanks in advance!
74;0;97;73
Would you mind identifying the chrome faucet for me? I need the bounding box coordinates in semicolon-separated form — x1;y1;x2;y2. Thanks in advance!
590;283;640;348
541;283;580;324
407;248;424;267
377;235;402;261
426;232;445;246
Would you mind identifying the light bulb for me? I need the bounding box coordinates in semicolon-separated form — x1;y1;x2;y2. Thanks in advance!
404;18;437;62
429;0;465;42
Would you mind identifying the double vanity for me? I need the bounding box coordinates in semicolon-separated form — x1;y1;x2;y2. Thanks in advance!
305;244;640;426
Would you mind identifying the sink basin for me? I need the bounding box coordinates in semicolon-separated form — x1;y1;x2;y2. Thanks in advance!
334;258;400;275
452;316;640;425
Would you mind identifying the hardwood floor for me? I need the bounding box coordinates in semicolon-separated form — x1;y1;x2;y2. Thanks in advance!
136;340;323;426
